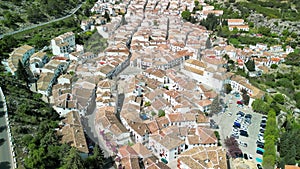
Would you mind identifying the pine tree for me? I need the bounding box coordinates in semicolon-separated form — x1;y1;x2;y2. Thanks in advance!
61;148;85;169
85;145;105;169
245;59;255;71
16;60;29;84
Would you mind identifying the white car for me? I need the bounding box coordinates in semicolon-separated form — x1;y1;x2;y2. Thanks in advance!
257;138;265;143
238;141;248;147
258;135;264;140
241;127;248;131
232;128;239;133
228;112;233;116
248;154;253;160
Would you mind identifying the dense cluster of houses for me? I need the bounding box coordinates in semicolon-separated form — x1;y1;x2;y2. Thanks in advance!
4;0;296;168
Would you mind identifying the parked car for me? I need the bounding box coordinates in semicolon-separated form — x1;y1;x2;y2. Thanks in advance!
228;112;233;116
237;100;243;105
231;134;239;139
233;124;241;128
258;133;264;137
235;118;243;123
256;150;264;155
245;114;252;118
256;147;265;152
257;138;265;143
234;122;241;128
257;144;264;149
232;128;239;133
258;135;264;140
248;154;253;160
239;141;248;147
260;124;266;128
262;116;268;120
257;164;263;169
243;153;248;160
240;130;249;137
260;129;265;133
241;125;248;130
244;118;251;124
237;111;245;116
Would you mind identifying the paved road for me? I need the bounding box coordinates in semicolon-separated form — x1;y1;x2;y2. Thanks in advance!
0;3;83;39
81;108;112;158
0;92;12;169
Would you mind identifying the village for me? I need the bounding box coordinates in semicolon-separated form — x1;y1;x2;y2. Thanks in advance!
3;0;296;168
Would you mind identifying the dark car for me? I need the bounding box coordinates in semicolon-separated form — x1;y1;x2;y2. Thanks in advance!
260;124;266;128
240;130;249;137
244;153;248;160
257;144;264;149
260;129;265;133
237;111;245;116
261;120;267;123
257;164;263;169
233;122;241;128
245;114;252;118
256;150;264;155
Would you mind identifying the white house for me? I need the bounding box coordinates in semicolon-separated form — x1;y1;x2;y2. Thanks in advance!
51;32;75;55
149;133;186;164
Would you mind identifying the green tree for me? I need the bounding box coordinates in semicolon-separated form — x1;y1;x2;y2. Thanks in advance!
224;84;232;94
61;148;85;169
200;13;219;30
245;59;255;72
263;155;276;169
270;64;278;69
158;109;165;117
258;26;271;36
223;54;230;60
194;0;199;6
25;147;47;169
85;145;105;169
273;94;285;105
181;10;191;21
16;60;29;84
144;101;151;107
284;145;296;165
285;52;300;66
252;99;270;114
151;111;157;116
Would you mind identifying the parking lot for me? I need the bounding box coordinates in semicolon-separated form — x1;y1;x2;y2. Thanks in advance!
212;92;264;164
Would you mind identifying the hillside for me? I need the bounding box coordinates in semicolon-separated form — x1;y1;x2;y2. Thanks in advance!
0;0;82;34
